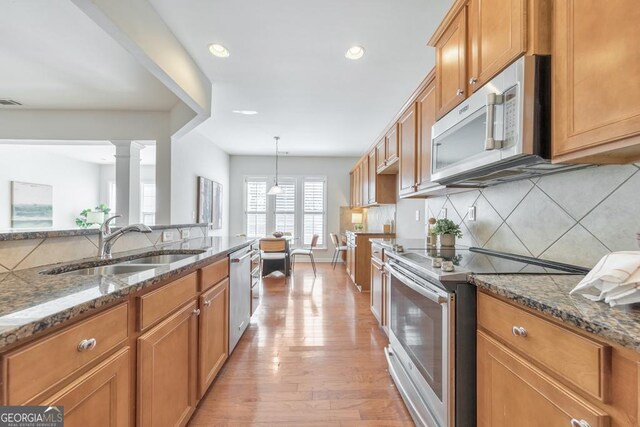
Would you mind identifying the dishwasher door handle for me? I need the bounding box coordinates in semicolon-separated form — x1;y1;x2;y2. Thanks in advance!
231;252;252;263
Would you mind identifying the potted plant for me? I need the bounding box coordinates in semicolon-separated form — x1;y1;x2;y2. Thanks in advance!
432;218;462;247
75;203;111;228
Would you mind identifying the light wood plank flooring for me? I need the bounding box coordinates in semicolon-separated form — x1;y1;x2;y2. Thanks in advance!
189;263;413;426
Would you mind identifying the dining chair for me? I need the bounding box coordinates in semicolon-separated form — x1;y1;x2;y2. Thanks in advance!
330;233;348;269
290;234;319;276
259;238;288;277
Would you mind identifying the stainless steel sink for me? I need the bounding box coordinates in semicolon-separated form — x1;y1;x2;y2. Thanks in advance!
59;264;161;276
122;253;196;264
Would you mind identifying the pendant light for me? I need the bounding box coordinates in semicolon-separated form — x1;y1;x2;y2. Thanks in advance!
267;136;283;195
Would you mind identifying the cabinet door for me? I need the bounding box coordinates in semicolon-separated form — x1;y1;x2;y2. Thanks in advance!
375;139;386;172
360;160;369;207
553;0;640;162
469;0;526;91
477;331;610;427
353;166;360;207
199;279;229;398
368;150;376;204
370;259;383;324
399;103;418;197
417;77;437;191
385;124;399;165
138;301;198;427
435;7;467;119
42;348;131;427
349;172;355;208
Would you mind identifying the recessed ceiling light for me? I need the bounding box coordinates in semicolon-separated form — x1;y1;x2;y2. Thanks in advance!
232;110;258;115
345;46;365;60
208;43;230;58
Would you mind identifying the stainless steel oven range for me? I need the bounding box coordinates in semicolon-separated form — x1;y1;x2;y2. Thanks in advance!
384;251;475;427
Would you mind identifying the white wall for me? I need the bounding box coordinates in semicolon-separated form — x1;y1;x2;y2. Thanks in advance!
0;146;100;230
229;155;358;261
171;130;230;235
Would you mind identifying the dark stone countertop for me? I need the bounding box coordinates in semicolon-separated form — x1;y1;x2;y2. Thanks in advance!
471;274;640;352
0;236;255;350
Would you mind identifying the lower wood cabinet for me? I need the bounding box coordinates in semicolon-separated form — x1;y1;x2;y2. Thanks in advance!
477;331;609;427
198;278;229;398
138;301;199;427
42;347;131;427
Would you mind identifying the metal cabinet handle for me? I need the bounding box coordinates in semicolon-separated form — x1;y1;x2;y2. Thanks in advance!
511;326;528;337
192;308;201;316
571;419;591;427
469;77;478;85
485;93;504;150
77;338;97;352
456;88;464;96
203;300;211;306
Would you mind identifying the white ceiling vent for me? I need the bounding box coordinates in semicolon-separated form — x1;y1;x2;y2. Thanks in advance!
0;99;22;106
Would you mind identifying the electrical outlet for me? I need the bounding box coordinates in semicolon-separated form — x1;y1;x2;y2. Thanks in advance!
468;206;476;221
181;242;190;250
162;230;173;242
415;210;421;221
439;208;447;219
181;229;190;239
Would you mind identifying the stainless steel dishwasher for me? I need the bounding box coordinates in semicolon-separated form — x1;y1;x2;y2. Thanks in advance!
229;246;252;353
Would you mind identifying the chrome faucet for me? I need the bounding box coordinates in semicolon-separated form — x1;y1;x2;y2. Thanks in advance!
98;215;152;259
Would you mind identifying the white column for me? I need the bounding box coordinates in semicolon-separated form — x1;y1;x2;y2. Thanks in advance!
111;140;144;226
155;136;171;225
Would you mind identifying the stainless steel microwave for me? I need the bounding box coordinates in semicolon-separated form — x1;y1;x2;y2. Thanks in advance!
430;56;584;186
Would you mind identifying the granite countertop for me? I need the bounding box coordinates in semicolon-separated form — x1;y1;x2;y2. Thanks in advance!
0;223;209;241
471;274;640;352
344;231;396;235
370;237;429;249
0;236;255;350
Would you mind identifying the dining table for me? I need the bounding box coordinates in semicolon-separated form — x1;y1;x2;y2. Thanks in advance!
260;235;296;277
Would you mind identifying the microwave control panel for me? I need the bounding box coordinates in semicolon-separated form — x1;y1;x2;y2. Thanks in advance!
502;86;518;147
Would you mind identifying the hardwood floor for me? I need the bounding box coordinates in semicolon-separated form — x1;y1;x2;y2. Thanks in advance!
189;263;413;426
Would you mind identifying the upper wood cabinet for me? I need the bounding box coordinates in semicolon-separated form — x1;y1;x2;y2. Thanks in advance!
417;76;437;192
468;0;526;91
377;125;399;174
552;0;640;163
429;0;550;118
367;150;376;204
360;159;369;207
432;6;468;119
398;103;418;197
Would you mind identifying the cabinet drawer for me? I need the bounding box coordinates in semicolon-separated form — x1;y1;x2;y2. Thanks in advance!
200;257;229;291
4;303;128;405
138;272;197;331
478;292;610;400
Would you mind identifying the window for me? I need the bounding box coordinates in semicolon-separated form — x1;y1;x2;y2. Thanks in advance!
303;179;325;246
244;176;327;248
141;183;156;225
245;179;267;238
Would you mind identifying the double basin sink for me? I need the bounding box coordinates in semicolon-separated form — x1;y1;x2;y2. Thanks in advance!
41;251;206;277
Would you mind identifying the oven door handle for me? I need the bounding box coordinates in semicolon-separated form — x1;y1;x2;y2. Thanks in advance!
386;264;449;305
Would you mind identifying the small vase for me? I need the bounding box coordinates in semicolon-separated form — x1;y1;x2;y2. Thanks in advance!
440;234;456;247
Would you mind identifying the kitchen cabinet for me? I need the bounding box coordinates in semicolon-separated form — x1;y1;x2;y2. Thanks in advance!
398;102;418;197
432;6;467;119
138;301;199;427
477;331;610;427
478;292;639;427
552;0;640;164
360;158;369;207
429;0;551;118
349;153;396;207
377;125;399;174
345;232;393;291
417;75;437;192
367;150;376;204
198;278;229;398
42;348;131;427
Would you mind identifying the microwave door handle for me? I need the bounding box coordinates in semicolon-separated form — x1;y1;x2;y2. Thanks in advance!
386;264;448;305
485;93;504;150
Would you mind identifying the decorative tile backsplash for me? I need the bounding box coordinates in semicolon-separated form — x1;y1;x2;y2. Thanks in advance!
365;205;396;233
0;226;207;271
426;164;640;268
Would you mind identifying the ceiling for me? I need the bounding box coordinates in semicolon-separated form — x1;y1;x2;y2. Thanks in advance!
0;140;156;165
0;0;178;111
149;0;453;156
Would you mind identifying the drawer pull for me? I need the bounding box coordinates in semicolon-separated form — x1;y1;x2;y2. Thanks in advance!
77;338;97;352
511;326;528;337
570;419;590;427
192;308;201;316
203;300;211;307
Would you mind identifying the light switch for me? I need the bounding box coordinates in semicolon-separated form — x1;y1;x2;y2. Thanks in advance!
468;206;476;221
439;208;447;219
181;229;190;239
162;231;173;242
415;210;421;221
